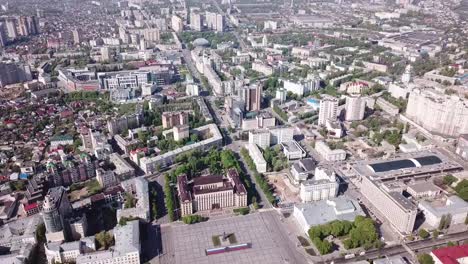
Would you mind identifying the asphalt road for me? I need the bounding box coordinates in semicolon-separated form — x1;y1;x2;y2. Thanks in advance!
327;230;468;263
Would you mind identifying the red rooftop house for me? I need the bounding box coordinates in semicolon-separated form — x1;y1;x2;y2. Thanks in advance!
431;244;468;264
22;202;41;216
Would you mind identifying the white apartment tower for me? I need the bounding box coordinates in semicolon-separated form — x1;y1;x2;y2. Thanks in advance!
318;96;338;126
206;12;224;32
190;13;202;31
345;95;366;121
171;15;183;33
406;89;468;137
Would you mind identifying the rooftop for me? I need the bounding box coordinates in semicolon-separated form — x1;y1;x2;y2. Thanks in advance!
294;197;365;227
432;244;468;264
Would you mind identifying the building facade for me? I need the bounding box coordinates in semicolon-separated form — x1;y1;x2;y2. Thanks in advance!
178;169;247;216
318;96;338;126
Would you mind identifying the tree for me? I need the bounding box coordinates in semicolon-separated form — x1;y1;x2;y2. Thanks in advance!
418;254;434;264
419;229;430;239
439;215;447;230
95;231;114;249
443;174;457;186
454;180;468;201
35;223;46;242
124;193;136;208
432;229;440;238
447;241;457;247
182;215;206;224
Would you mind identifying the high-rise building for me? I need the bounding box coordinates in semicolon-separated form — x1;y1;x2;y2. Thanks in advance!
215;13;224;32
73;29;81;45
239;84;262;112
0;62;32;88
42;187;72;234
406;88;468;137
318;95;338;126
5;19;17;39
161;111;189;129
142;28;160;43
171;15;183;32
205;12;224;32
345;95;366;121
0;22;7;47
190;12;202;31
401;64;412;84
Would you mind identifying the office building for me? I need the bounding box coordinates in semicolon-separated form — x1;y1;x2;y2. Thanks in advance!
178;168;247;216
117;178;150;222
109;153;135;180
293;197;364;233
76;220;141;264
241;114;276;130
270;126;295;145
318;95;338;126
42;187;72;240
162;111;189;129
281;141;306;160
406;88;468;137
315;141;346;161
290;158;316;184
419;195;468;228
96;169;117;188
247;143;267;173
72;29;81;45
345;95;366;121
100;71;151;90
0;62;32;88
45;237;96;264
355;174;417;234
300;166;339;202
249;130;271;149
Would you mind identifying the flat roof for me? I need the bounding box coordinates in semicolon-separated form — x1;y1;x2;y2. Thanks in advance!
354;151;462;180
369;159;416;173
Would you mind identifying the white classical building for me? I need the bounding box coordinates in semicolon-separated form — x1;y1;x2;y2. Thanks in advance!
300;166;339;202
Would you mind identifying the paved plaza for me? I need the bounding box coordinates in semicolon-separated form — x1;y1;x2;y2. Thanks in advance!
166;212;308;264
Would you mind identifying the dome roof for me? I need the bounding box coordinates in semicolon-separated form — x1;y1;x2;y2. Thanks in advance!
192;38;210;47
